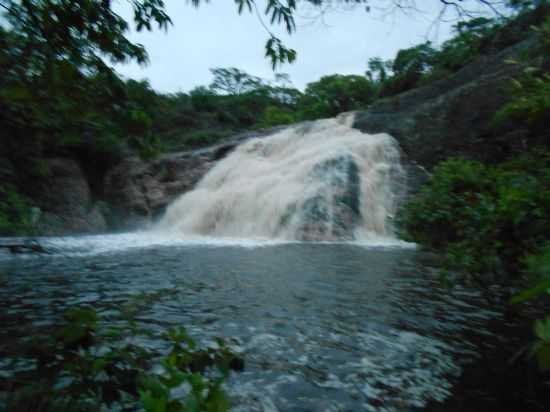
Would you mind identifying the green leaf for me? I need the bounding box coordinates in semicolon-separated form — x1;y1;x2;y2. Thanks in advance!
140;375;168;398
510;279;550;304
140;390;167;412
533;342;550;372
534;317;550;342
206;385;230;412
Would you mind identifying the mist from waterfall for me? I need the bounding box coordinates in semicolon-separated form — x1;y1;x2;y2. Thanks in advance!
156;113;405;241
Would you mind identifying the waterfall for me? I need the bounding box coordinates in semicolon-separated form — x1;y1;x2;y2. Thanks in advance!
156;113;405;241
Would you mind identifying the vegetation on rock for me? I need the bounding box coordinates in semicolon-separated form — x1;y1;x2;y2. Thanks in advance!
398;10;550;375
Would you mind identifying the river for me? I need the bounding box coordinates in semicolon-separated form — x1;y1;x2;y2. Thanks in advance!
0;233;505;411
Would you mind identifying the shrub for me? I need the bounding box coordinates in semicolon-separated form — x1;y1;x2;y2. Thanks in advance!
0;185;32;235
1;303;240;411
258;105;296;127
398;157;550;277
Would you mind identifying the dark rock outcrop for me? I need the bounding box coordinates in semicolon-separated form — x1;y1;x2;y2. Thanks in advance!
296;154;361;241
104;152;215;231
103;126;288;231
353;38;535;169
33;158;107;235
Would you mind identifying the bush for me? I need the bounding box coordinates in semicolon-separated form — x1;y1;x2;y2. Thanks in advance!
398;157;550;277
1;301;241;411
258;105;296;127
0;185;32;235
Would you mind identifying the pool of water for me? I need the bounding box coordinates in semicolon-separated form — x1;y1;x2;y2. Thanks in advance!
0;234;503;411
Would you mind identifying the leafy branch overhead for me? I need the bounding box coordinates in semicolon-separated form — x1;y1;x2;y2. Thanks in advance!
0;0;528;73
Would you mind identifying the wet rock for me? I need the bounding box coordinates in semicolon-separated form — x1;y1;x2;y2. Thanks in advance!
295;154;361;241
104;152;215;230
102;126;289;231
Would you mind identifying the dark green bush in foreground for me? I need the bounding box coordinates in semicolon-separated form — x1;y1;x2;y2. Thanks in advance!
1;306;240;411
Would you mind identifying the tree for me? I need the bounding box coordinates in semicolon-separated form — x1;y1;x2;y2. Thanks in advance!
209;67;263;95
366;57;393;83
297;74;376;119
392;42;437;78
436;17;499;71
190;86;217;112
508;0;549;11
0;1;534;73
0;0;171;75
378;42;437;95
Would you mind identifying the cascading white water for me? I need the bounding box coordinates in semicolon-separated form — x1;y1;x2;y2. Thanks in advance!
156;113;405;241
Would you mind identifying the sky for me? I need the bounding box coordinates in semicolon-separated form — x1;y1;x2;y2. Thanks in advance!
112;0;479;93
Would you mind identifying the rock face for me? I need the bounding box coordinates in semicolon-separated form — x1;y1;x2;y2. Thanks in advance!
353;38;535;169
102;128;283;231
295;154;361;241
34;158;107;235
103;152;215;230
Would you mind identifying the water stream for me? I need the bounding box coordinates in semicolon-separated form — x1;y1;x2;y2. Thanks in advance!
0;236;503;411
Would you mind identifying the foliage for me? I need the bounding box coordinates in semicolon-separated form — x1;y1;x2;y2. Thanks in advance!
435;17;500;72
258;105;296;127
495;17;550;141
1;304;241;411
399;9;550;374
508;244;550;371
496;71;550;133
366;57;392;85
532;315;550;371
508;0;549;11
369;4;550;97
374;18;506;96
399;156;550;277
0;185;32;235
297;74;376;119
1;0;540;173
209;67;263;95
383;42;437;95
9;0;510;75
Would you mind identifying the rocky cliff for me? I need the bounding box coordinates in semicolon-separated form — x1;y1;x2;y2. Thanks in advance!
100;128;286;232
353;38;535;169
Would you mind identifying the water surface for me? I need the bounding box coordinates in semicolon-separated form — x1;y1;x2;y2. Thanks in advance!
0;234;501;411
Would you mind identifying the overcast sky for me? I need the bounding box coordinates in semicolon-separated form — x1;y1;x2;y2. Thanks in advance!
113;1;482;93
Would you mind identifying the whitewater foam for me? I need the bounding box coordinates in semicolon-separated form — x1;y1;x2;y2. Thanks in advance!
156;113;406;241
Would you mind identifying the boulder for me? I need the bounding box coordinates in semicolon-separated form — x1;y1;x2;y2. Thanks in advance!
33;158;107;235
286;154;362;241
103;152;215;230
